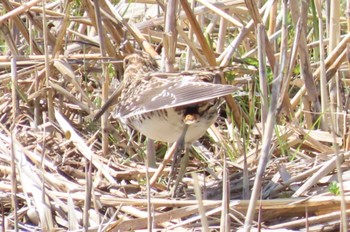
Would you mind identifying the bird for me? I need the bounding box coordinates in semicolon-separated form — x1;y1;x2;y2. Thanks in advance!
101;52;237;144
94;51;237;193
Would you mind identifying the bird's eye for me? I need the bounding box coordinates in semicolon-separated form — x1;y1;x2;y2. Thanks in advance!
124;58;130;67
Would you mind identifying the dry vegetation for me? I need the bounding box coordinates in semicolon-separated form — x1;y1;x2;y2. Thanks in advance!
0;0;350;231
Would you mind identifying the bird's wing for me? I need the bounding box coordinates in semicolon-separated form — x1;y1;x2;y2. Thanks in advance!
114;74;237;118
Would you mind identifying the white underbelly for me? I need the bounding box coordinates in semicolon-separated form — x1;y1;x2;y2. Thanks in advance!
128;109;217;143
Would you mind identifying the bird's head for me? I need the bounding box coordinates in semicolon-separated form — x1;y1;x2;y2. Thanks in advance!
123;52;159;79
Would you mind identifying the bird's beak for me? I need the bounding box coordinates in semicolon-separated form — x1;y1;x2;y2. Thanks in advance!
93;82;125;122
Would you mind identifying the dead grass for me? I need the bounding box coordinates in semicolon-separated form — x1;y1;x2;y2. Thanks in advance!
0;0;350;231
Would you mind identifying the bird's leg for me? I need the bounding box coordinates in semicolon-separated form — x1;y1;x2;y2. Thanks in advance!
170;113;199;176
169;114;202;195
170;146;190;197
168;124;189;189
147;138;157;168
149;142;177;187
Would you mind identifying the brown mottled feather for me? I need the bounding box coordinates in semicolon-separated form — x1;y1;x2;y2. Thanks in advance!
108;52;236;143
